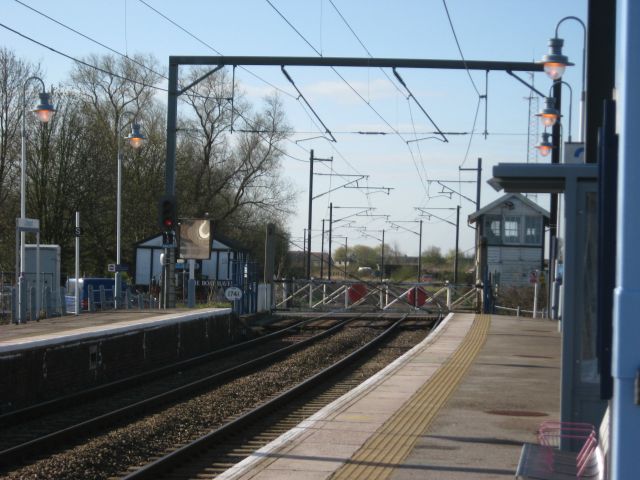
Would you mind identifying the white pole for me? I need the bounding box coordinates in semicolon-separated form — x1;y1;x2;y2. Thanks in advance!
115;127;122;308
18;82;27;324
75;211;80;315
36;232;40;319
533;277;538;319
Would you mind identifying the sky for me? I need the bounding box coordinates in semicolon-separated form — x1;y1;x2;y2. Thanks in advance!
0;0;588;258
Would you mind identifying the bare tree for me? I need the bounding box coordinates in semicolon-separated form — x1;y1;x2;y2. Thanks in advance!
0;48;41;270
0;49;42;206
178;67;295;228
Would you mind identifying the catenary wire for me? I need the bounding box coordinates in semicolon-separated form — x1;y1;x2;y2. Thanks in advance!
264;0;432;196
0;20;307;166
441;0;481;97
136;0;297;101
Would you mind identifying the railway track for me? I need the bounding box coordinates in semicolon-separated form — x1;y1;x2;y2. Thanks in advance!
0;313;359;469
1;314;436;479
120;316;433;479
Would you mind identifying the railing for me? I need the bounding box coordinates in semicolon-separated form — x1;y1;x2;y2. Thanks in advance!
1;284;162;324
494;304;549;318
273;279;477;313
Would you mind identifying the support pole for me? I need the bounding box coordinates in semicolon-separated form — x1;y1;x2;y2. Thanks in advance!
306;150;314;278
115;146;122;308
328;203;333;281
36;232;40;319
165;61;178;308
533;276;538;318
75;211;80;315
460;157;482;286
454;205;460;284
320;219;325;279
418;220;423;283
381;229;385;280
417;220;423;308
550;80;562;320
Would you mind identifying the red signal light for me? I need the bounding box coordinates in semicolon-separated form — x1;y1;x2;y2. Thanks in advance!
158;195;177;231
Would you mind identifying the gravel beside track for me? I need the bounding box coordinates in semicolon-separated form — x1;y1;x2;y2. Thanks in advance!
3;324;413;480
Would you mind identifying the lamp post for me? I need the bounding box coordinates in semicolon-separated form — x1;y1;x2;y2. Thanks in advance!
17;76;55;323
541;16;586;141
115;114;145;307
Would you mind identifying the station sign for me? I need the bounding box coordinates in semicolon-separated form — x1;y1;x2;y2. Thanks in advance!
17;217;40;233
108;264;129;272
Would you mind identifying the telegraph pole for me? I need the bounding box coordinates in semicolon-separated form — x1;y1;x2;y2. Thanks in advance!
459;158;482;285
381;229;385;280
306;150;333;278
320;219;325;279
454;205;460;284
328;202;333;280
418;220;423;283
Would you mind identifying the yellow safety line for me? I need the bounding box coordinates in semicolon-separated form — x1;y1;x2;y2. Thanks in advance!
330;314;491;480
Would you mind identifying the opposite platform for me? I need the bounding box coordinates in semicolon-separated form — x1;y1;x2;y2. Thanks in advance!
219;313;561;480
0;308;235;412
0;308;230;353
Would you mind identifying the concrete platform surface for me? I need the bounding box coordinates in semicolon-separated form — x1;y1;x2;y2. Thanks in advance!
0;308;230;353
218;313;560;480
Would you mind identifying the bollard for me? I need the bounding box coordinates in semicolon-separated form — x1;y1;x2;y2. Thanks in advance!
517;306;521;317
138;293;143;310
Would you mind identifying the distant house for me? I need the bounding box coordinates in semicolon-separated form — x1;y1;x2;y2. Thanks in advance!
134;232;248;287
468;193;549;287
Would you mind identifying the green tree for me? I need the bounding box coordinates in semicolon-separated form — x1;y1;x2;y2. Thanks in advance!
421;246;445;267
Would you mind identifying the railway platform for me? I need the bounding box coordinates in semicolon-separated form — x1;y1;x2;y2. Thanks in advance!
217;313;561;480
0;308;227;353
0;307;238;412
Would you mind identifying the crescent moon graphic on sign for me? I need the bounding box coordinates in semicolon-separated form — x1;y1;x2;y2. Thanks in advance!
198;220;210;239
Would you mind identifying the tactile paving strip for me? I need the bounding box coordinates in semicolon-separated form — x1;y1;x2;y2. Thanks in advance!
330;314;491;480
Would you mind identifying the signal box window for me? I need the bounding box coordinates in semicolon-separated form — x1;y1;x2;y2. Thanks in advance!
525;216;542;244
484;215;502;244
503;216;520;243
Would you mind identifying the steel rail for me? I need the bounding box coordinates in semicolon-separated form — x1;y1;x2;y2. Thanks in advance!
0;313;339;429
122;314;410;479
0;314;361;467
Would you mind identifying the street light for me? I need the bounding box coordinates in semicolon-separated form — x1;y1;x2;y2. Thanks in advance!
115;114;145;307
17;76;55;323
535;131;554;157
541;16;586;140
537;82;574;142
536;97;560;127
540;37;572;80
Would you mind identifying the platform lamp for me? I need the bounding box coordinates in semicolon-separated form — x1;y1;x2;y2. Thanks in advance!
115;115;145;307
535;131;554;157
541;16;585;140
537;81;574;142
17;76;55;323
